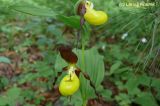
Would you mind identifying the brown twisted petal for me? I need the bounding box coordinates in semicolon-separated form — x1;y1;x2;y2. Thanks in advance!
58;44;78;64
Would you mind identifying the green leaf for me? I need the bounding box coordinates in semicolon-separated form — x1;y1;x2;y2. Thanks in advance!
124;74;155;96
0;96;8;106
7;86;21;99
115;93;131;106
0;86;22;106
0;76;9;87
115;67;132;75
109;61;122;75
0;56;11;64
75;48;105;99
57;15;80;29
151;78;160;88
125;75;140;94
151;78;160;100
100;89;112;100
134;93;158;106
138;74;151;86
10;3;57;17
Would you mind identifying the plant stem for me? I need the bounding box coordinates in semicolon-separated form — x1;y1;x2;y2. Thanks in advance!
82;100;87;106
81;27;87;106
82;40;85;68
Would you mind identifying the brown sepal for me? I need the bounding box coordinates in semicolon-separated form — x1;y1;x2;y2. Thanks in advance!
77;2;86;16
58;44;78;64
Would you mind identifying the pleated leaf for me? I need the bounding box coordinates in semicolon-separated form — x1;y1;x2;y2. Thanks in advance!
11;3;56;17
